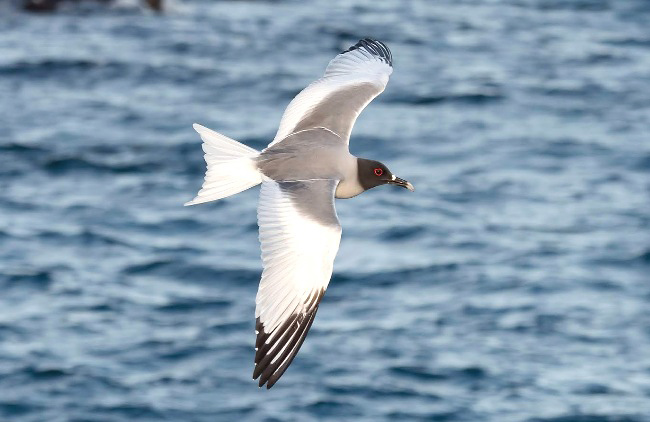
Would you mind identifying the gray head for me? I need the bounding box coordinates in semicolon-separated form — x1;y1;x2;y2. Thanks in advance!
357;158;415;192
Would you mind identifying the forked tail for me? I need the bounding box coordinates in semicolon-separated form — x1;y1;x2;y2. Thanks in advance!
185;124;262;206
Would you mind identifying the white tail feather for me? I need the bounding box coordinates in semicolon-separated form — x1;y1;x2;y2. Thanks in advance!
185;124;262;206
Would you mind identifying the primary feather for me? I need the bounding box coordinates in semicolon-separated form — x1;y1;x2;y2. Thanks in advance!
269;39;393;147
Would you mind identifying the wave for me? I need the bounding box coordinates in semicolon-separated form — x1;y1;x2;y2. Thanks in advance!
1;269;55;290
385;91;504;105
43;156;160;175
121;259;258;284
0;59;128;78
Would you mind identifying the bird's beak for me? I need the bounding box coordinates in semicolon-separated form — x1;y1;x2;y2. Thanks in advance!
388;175;415;192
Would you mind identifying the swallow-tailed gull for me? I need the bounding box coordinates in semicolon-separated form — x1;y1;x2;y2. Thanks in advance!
186;39;414;388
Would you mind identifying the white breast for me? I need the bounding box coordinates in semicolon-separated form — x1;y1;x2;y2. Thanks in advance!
334;158;363;199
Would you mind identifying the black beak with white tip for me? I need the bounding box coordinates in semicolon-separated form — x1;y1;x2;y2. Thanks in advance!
388;175;415;192
388;174;415;192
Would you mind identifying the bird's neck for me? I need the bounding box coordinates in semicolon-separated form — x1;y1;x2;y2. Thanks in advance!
334;158;364;199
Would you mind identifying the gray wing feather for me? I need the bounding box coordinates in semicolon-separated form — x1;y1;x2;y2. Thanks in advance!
268;39;393;147
254;179;342;388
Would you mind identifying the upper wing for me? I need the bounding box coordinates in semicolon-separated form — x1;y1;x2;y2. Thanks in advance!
268;39;393;147
254;179;342;388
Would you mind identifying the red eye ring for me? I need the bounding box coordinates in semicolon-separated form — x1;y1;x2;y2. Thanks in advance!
374;168;383;176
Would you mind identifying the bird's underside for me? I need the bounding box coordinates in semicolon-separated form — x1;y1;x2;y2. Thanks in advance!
187;38;395;388
253;179;341;387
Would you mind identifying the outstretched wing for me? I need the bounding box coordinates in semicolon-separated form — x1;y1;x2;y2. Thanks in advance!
268;39;393;147
254;179;342;388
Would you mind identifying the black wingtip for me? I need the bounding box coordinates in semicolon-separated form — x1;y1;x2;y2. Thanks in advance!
252;290;325;389
342;38;393;66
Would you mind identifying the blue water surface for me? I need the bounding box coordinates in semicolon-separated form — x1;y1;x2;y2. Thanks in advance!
1;1;650;421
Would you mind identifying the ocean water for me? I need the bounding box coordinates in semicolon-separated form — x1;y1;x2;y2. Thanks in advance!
1;0;650;421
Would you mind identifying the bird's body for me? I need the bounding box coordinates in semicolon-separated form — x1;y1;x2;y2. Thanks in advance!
186;39;414;388
257;128;362;198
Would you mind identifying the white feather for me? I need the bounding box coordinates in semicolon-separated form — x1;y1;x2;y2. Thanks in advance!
268;42;393;147
185;124;262;206
255;180;341;334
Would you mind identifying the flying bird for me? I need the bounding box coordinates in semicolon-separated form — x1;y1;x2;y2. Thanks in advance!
186;39;414;388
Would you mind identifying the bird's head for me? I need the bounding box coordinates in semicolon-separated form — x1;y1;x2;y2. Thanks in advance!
357;158;415;192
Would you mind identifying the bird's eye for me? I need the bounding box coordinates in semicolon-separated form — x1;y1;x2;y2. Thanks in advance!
374;168;383;176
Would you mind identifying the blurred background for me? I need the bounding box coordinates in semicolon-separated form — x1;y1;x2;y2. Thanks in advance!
1;0;650;421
